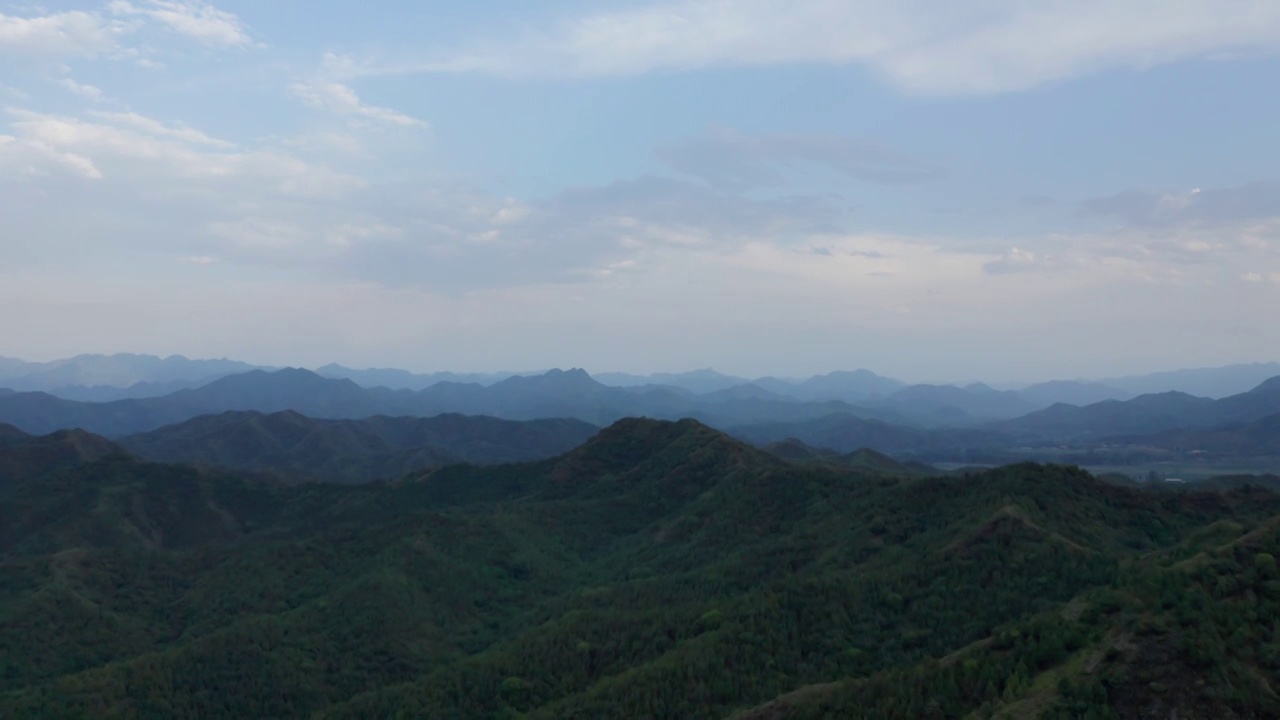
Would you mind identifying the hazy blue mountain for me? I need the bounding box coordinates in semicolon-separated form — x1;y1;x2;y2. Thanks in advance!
593;368;748;394
866;382;1038;424
315;363;526;390
38;379;222;402
749;375;805;395
1016;379;1133;407
120;410;600;483
1124;413;1280;457
1101;362;1280;399
1211;375;1280;421
0;353;265;392
0;367;898;437
614;383;698;398
699;383;792;403
0;357;32;379
1002;377;1280;441
786;369;906;402
1003;392;1216;441
0;369;403;437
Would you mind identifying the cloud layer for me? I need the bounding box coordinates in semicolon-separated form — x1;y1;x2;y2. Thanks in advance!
336;0;1280;95
1;0;1278;379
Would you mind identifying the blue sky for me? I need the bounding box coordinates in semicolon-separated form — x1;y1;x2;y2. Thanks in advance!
2;0;1280;382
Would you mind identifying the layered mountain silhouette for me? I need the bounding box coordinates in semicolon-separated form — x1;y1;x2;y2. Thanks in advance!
0;367;893;437
3;357;1280;473
862;382;1039;424
1015;379;1132;407
1004;376;1280;441
316;363;529;390
0;353;265;397
1100;361;1280;399
120;410;599;483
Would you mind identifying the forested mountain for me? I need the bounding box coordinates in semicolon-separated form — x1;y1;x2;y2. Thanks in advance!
0;421;27;443
119;410;600;483
731;412;1010;460
762;439;938;477
4;418;1279;718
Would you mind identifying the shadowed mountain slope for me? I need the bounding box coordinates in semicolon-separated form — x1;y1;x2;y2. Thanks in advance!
732;412;1010;460
119;410;600;483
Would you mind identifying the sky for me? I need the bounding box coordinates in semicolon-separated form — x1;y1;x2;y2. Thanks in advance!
2;0;1280;383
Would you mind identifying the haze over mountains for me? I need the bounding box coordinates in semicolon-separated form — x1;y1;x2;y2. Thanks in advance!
7;353;1279;404
2;354;1279;475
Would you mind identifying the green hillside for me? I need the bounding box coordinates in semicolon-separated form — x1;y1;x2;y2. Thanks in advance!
1;419;1278;718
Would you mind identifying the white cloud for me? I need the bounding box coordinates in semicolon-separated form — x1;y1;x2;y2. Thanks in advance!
59;78;104;100
107;0;251;47
356;0;1280;95
0;133;103;178
90;110;236;148
183;255;217;265
0;9;120;56
1242;272;1265;282
290;81;426;128
4;108;359;196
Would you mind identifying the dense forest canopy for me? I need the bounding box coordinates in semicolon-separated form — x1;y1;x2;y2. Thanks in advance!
2;417;1279;718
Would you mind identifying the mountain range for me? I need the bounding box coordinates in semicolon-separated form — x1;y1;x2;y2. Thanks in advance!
8;353;1280;408
2;365;1279;472
1004;376;1280;441
3;417;1279;718
119;410;599;483
0;353;265;399
0;367;894;437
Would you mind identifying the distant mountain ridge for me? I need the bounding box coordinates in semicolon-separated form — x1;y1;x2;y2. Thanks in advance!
1003;377;1280;441
0;367;888;437
0;353;266;395
120;410;600;483
1099;361;1280;399
5;353;1279;414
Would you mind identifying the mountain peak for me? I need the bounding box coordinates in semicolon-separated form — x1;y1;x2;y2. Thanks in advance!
546;367;592;380
552;417;757;480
